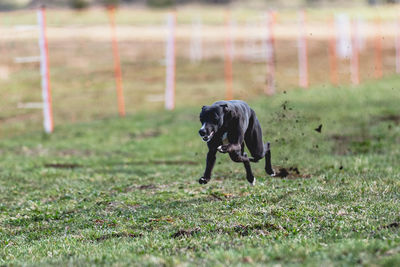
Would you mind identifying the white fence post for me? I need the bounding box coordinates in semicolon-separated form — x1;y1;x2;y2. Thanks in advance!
297;10;308;88
37;6;53;133
265;11;275;95
165;12;176;110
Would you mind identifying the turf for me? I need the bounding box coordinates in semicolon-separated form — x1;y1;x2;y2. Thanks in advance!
0;77;399;265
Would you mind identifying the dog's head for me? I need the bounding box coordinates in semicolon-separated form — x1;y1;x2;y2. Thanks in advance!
198;103;233;142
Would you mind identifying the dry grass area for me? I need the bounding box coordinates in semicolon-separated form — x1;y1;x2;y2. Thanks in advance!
0;6;399;137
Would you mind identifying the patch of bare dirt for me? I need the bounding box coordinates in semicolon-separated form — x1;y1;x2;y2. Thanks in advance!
232;223;285;236
377;114;400;124
95;232;140;242
380;222;400;229
138;184;157;190
330;133;382;155
124;184;158;192
209;192;235;201
171;228;201;238
44;163;82;169
171;222;286;239
330;134;353;155
273;166;310;179
129;129;161;140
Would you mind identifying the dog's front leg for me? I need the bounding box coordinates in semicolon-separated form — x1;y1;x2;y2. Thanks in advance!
217;126;244;153
217;143;241;153
199;149;217;184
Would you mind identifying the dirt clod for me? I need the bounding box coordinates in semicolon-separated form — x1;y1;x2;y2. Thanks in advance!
275;168;289;178
281;101;288;110
382;222;400;229
314;124;322;133
274;166;309;179
138;184;157;190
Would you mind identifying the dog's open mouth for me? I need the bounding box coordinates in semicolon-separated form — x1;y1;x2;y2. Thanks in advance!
202;131;214;142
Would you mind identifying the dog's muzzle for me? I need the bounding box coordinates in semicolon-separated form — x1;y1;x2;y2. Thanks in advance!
199;123;214;142
200;131;214;142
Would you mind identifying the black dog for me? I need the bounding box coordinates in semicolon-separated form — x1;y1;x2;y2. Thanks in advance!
198;100;274;185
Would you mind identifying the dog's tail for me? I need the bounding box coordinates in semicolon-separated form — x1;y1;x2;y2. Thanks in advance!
248;142;270;162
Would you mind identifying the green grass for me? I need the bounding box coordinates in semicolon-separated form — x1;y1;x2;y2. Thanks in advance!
0;77;400;265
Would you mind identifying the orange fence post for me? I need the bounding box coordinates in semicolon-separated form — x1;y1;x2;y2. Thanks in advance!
224;10;233;100
329;16;338;85
374;17;382;79
351;19;360;85
37;6;54;133
107;6;125;117
297;10;308;88
396;13;400;74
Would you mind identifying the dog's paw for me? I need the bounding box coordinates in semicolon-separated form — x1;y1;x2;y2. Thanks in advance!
266;168;275;176
248;177;256;186
199;177;209;184
217;145;229;153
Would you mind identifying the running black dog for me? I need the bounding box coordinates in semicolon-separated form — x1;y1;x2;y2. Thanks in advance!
198;100;274;185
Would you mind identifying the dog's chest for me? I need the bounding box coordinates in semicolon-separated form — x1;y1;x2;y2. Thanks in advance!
221;132;229;145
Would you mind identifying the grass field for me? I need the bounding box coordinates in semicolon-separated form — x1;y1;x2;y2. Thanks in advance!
0;76;399;265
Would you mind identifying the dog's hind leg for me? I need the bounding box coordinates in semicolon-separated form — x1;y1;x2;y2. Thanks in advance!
243;160;255;185
229;146;255;185
264;142;275;176
241;145;256;185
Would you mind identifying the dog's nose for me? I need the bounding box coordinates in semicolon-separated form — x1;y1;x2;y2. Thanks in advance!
199;129;206;137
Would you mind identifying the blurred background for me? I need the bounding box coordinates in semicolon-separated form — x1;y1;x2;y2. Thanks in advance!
1;0;400;9
1;0;399;137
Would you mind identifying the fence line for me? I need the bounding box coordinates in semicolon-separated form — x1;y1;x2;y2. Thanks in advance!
2;8;400;134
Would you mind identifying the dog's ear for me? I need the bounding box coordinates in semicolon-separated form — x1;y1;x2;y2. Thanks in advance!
220;104;228;111
220;103;236;120
202;105;207;110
